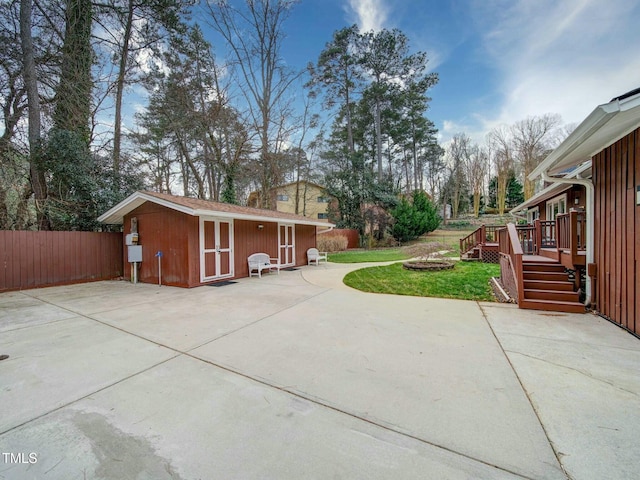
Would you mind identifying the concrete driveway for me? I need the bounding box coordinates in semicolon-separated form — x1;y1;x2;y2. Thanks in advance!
1;263;639;479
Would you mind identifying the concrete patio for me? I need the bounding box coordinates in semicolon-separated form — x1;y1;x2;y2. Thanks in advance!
1;262;638;479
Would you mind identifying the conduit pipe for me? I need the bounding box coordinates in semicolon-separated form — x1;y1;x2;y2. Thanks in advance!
541;170;594;307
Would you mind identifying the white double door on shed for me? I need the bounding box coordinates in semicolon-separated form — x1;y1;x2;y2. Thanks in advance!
200;217;234;282
278;223;295;268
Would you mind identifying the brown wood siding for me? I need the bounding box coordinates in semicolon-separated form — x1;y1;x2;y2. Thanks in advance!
124;202;199;288
593;127;639;336
233;220;280;278
122;203;322;286
0;231;123;292
296;224;317;265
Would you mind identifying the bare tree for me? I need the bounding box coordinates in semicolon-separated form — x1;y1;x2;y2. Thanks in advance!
487;126;514;215
466;143;488;218
445;133;471;219
511;114;561;199
204;0;302;209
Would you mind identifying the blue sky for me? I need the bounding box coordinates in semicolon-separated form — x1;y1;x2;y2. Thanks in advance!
193;0;640;144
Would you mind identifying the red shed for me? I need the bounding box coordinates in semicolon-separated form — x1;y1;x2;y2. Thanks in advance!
97;191;334;287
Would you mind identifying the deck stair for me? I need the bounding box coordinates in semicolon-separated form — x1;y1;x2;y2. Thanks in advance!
520;261;585;313
462;247;480;260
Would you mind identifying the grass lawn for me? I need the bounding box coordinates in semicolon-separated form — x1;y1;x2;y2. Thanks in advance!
328;227;476;263
328;248;411;263
343;261;500;301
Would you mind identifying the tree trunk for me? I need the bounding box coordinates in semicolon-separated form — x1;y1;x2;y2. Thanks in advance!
20;0;50;230
113;0;134;174
497;177;507;215
473;191;481;218
177;136;204;198
345;67;354;154
375;99;382;179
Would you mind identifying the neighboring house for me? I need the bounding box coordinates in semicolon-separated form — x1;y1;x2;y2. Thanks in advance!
98;191;334;288
247;181;332;222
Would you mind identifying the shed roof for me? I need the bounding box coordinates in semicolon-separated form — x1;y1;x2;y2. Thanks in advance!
97;191;335;227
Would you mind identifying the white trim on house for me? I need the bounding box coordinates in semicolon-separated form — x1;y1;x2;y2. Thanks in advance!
530;91;640;179
510;162;591;215
199;217;234;283
277;223;295;267
546;193;567;221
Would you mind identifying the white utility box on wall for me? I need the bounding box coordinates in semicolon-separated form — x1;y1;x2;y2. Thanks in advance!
125;233;139;245
128;245;143;263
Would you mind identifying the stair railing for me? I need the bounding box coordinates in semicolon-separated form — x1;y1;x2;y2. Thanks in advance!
498;223;524;305
459;226;484;255
460;224;505;255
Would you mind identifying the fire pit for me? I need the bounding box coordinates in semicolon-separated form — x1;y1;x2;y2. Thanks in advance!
402;260;455;271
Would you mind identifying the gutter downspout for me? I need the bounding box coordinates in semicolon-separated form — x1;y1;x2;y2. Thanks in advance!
541;171;594;306
317;226;335;234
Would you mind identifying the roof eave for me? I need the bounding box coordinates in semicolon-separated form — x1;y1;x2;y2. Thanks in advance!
529;92;640;180
193;208;333;227
529;104;618;181
97;191;333;227
96;192;195;224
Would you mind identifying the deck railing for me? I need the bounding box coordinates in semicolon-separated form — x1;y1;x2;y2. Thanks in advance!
459;224;505;254
540;220;556;248
515;225;536;254
498;224;524;304
556;211;586;252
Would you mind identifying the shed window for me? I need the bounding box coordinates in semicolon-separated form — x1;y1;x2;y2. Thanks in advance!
277;194;289;201
318;213;328;219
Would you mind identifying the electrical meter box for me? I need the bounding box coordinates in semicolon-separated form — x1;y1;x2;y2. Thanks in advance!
128;245;143;263
125;233;139;245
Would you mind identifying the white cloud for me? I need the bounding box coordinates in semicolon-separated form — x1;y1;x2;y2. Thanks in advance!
468;0;640;135
346;0;388;32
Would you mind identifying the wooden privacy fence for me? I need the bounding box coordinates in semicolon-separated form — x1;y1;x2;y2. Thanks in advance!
0;231;123;292
320;228;360;249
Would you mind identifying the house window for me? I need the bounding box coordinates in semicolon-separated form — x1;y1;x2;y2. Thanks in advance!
277;194;289;201
318;213;328;219
546;194;567;221
317;196;329;203
526;207;539;224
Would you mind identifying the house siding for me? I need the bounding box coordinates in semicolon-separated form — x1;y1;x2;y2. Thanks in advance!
593;127;639;336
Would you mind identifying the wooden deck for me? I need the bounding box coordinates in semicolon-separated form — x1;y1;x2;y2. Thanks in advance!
523;255;558;263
